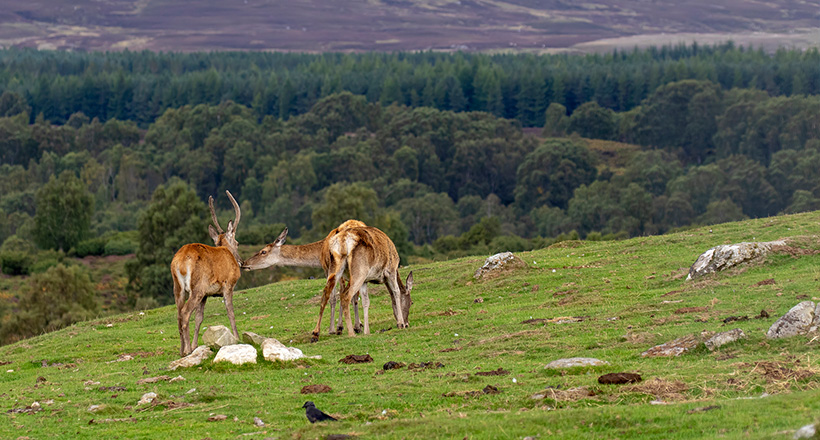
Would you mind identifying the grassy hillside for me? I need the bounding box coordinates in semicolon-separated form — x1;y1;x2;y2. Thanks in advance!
3;212;820;439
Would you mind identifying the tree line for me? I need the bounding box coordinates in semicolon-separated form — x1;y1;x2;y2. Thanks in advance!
0;44;819;345
0;43;818;128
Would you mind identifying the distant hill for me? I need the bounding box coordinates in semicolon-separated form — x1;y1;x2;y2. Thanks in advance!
1;0;818;53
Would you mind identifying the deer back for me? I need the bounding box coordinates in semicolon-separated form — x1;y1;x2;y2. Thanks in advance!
171;243;241;294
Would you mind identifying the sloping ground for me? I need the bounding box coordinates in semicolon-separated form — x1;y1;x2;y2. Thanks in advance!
2;212;820;438
0;0;818;52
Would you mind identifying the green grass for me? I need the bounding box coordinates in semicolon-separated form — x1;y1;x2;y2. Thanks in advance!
3;212;820;439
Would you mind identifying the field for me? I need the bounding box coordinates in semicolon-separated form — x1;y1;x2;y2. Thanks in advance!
3;212;820;439
1;0;819;52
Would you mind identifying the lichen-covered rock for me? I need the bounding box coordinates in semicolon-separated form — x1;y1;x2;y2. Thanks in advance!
138;392;157;405
242;331;268;346
262;338;305;361
704;328;746;351
767;301;817;339
474;252;527;279
169;345;213;370
687;240;785;280
794;423;817;439
213;344;257;365
202;325;239;349
544;357;608;369
641;334;700;357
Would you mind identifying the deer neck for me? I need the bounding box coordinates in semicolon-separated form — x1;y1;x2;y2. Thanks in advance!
278;240;324;268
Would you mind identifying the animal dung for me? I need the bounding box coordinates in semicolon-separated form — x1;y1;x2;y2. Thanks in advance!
338;354;374;364
598;372;643;384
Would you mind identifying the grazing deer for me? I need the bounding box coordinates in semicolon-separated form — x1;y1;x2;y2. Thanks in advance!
170;191;242;357
312;226;413;342
241;220;368;334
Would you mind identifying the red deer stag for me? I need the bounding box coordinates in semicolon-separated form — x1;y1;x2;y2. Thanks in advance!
312;226;413;342
241;220;369;334
170;191;242;356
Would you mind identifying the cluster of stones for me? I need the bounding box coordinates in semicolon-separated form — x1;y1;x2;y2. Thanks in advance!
169;326;317;370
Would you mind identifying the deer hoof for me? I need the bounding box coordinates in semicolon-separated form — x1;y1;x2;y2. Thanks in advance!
337;326;344;334
310;332;320;343
354;326;362;334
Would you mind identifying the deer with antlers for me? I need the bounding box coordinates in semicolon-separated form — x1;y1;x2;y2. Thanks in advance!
312;225;413;342
170;190;242;357
241;220;370;334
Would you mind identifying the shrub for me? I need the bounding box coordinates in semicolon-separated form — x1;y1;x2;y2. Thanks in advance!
74;237;107;257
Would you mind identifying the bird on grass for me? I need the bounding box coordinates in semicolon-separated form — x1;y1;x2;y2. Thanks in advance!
303;401;337;423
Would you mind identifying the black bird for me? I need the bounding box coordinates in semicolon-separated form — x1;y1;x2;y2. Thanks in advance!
302;401;337;423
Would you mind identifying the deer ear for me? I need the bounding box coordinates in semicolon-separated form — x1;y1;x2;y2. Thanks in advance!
208;225;219;243
405;271;414;291
273;227;288;246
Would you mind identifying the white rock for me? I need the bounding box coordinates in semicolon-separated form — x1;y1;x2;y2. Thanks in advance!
767;301;816;339
169;345;213;370
262;338;304;361
704;329;746;351
138;392;157;405
474;252;527;279
794;423;816;439
544;357;608;369
687;241;785;280
88;404;102;412
242;331;268;346
202;325;239;348
214;344;258;365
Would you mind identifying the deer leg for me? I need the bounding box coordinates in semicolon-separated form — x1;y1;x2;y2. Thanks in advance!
312;274;337;342
342;271;367;337
223;287;240;340
328;281;337;335
360;284;370;335
191;296;207;352
174;281;189;357
178;295;200;357
352;290;361;334
385;274;408;329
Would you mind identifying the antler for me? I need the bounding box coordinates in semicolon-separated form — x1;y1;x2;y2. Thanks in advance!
226;190;240;231
208;195;224;234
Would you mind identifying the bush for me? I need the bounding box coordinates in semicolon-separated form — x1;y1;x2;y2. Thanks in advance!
74;237;107;257
0;250;33;275
488;235;530;253
29;250;64;274
104;237;137;255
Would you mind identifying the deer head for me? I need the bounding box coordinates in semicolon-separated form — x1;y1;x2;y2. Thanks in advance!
208;190;242;265
241;227;289;271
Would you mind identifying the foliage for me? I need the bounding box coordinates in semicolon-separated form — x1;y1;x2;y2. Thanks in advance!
1;263;97;343
33;171;93;251
126;178;209;305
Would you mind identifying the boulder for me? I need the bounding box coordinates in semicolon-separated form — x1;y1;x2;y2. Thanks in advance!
262;338;305;361
794;423;817;439
767;301;819;339
138;392;157;405
169;345;213;370
202;325;239;349
474;252;528;280
544;357;608;369
641;334;700;357
687;240;785;280
242;331;268;346
704;328;746;351
213;344;257;365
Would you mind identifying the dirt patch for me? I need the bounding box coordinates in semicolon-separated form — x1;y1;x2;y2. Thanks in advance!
624;378;688;400
687;404;720;414
535;386;596;402
409;362;444;371
752;278;776;287
674;307;708;314
746;361;816;382
443;384;500;398
383;361;405;370
98;386;127;392
553;289;578;297
523;316;588;325
339;354;373;364
598;372;642;384
136;375;171;385
722;310;769;324
439;347;461;353
441;309;458;316
476;368;510;376
661;290;684;297
301;384;332;394
770;244;820;258
250;314;270;321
